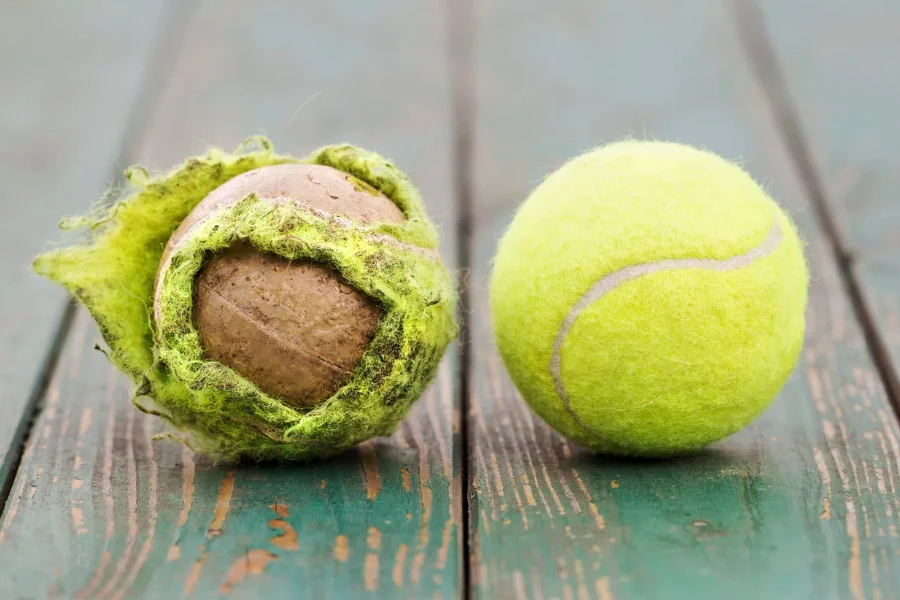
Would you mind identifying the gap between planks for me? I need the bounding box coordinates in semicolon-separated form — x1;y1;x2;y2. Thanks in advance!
732;0;900;422
0;0;196;514
447;0;477;596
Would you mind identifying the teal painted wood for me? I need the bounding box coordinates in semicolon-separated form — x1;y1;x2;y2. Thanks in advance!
0;312;457;599
0;1;169;495
754;1;900;405
0;1;461;598
468;1;900;599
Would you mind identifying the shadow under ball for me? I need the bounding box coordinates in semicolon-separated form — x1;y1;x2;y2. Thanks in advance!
157;163;406;410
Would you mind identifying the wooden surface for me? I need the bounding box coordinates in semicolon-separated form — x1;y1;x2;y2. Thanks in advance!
2;1;900;599
755;0;900;417
0;0;169;496
0;1;461;598
467;1;900;599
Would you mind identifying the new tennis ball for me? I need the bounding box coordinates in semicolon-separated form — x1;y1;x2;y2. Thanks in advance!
490;140;808;457
35;138;458;460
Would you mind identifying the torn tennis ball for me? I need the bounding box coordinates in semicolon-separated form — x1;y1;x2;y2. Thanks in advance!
34;138;458;460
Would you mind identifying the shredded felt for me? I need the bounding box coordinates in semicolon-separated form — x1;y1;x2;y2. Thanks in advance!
489;140;808;457
34;137;458;461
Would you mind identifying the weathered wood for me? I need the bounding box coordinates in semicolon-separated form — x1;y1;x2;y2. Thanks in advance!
0;1;461;598
468;1;900;598
0;0;169;495
752;0;900;414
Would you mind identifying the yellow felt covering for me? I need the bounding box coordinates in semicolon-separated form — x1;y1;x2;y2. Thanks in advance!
489;140;808;457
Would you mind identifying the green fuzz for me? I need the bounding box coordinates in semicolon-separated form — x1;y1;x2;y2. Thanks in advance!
34;137;458;461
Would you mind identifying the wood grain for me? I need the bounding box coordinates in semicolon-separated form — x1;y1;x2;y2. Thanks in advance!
0;0;169;496
0;1;461;598
468;1;900;598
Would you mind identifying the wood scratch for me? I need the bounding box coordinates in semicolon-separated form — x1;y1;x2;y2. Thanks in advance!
485;355;532;522
521;475;536;506
589;503;606;530
513;570;527;600
184;550;206;596
475;446;498;521
813;447;832;519
68;309;89;377
574;559;590;600
489;453;505;498
425;379;452;480
539;459;564;515
846;503;864;600
437;519;453;569
168;446;196;561
407;418;433;549
596;576;614;600
334;535;349;562
401;466;412;492
208;469;236;537
490;351;554;518
219;549;277;595
71;507;87;535
268;504;298;551
113;416;160;600
77;407;93;447
359;442;382;501
74;368;117;599
96;403;138;599
410;552;425;584
807;367;828;413
392;544;408;588
514;407;554;516
183;469;236;593
571;469;591;499
30;466;43;501
365;527;381;592
876;412;900;516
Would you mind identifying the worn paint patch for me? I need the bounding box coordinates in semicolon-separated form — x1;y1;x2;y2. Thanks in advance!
219;549;278;595
334;535;349;563
169;447;196;561
268;504;298;551
393;544;408;588
401;466;412;492
208;469;236;537
71;507;87;535
185;551;207;596
365;527;381;591
360;442;382;501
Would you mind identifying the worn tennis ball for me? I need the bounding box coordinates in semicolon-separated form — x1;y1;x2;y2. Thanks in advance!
490;140;808;457
156;163;406;410
35;139;458;460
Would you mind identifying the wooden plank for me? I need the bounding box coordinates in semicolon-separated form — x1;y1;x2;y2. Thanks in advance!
0;1;461;598
752;1;900;414
0;1;169;494
468;1;900;599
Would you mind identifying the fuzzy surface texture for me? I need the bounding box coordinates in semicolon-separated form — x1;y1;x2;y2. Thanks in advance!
489;140;808;457
35;137;458;461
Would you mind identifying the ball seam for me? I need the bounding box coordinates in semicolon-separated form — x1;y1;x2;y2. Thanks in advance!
550;208;784;438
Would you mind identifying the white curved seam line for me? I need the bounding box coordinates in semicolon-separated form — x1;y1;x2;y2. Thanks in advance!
549;212;784;436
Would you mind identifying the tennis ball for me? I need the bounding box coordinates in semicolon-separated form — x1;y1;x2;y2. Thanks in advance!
490;140;808;457
155;163;406;410
35;138;458;460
